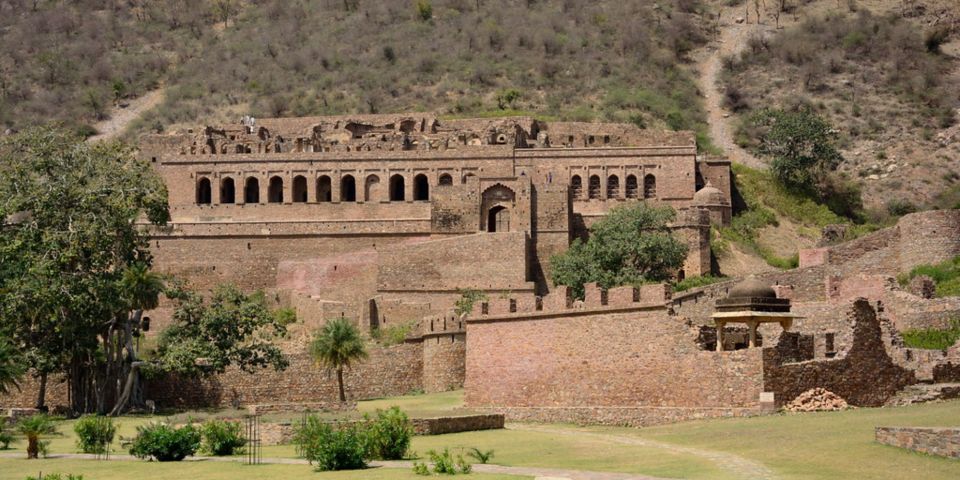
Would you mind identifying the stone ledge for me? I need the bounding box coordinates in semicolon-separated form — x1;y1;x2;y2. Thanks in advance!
876;426;960;458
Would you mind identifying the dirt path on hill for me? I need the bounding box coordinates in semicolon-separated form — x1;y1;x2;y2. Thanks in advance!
513;424;778;480
87;88;165;143
697;12;782;170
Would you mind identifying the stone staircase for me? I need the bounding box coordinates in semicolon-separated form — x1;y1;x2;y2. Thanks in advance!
886;383;960;407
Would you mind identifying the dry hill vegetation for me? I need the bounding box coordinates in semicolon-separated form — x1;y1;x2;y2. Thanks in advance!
0;0;719;149
721;4;960;216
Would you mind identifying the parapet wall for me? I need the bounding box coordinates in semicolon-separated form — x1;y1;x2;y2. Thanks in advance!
876;427;960;458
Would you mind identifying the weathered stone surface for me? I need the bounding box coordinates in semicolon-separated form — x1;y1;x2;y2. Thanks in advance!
876;427;960;458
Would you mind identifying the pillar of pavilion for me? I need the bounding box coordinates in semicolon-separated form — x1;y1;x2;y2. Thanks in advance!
711;276;801;351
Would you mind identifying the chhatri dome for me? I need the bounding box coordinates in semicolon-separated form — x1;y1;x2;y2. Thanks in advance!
693;181;725;205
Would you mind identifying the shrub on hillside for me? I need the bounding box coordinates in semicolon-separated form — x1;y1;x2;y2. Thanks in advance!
365;407;413;460
129;422;200;462
199;419;245;456
73;415;116;455
901;319;960;350
294;417;367;471
899;255;960;298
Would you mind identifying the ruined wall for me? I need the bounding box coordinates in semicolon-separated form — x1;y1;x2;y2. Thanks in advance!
897;210;960;272
377;232;533;293
145;345;423;409
875;427;960;459
465;304;765;426
762;299;915;407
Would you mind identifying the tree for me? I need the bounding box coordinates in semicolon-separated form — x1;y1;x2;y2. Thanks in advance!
109;263;165;416
0;334;26;396
0;127;169;414
152;282;291;378
17;414;57;459
550;203;688;299
309;318;368;402
750;108;842;194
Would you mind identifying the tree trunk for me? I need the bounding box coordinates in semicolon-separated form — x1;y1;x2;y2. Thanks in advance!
110;361;144;416
34;372;47;411
337;367;346;402
110;310;144;416
26;436;38;459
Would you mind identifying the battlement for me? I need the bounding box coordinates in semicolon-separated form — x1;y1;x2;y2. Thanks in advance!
466;283;672;322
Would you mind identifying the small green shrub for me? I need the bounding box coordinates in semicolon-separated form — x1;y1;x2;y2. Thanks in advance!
371;322;415;346
17;414;58;459
0;423;13;449
456;454;472;473
902;319;960;350
294;416;367;471
366;407;413;460
73;415;116;455
129;422;200;462
466;447;494;464
25;474;84;480
899;255;960;298
200;419;245;456
413;461;431;475
428;448;458;474
673;275;727;293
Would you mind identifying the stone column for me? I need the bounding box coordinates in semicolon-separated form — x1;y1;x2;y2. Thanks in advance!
716;321;726;352
748;321;758;348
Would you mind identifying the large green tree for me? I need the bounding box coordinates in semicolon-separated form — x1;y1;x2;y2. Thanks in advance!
153;282;291;378
309;318;368;402
0;127;169;414
0;334;26;396
550;203;688;299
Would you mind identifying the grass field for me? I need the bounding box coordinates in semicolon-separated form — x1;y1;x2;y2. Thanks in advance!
1;392;958;480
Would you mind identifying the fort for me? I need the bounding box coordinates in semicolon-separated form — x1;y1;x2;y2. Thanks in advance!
3;113;959;427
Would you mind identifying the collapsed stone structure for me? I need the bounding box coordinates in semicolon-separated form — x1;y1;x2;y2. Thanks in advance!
2;113;959;428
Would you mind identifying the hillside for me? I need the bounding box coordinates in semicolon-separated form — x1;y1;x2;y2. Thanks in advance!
0;0;716;149
716;0;960;215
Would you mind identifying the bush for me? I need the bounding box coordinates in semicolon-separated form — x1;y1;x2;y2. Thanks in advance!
901;319;960;350
413;461;431;475
673;275;727;293
129;423;200;462
0;426;12;449
17;414;58;459
899;255;960;298
426;448;472;474
200;419;245;456
366;407;413;460
73;416;116;455
294;416;367;471
25;474;84;480
466;447;494;464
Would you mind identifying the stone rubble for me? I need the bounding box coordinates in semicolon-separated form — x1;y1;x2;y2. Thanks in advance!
784;388;849;412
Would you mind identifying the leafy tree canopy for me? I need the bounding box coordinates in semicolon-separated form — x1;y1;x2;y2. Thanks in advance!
0;127;169;412
550;203;688;299
750;107;842;194
154;282;291;377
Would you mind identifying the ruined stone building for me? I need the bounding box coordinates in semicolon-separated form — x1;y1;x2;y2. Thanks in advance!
136;114;732;332
4;113;959;427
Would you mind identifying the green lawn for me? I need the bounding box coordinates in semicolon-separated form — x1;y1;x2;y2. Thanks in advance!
3;392;959;480
0;458;527;480
595;399;960;480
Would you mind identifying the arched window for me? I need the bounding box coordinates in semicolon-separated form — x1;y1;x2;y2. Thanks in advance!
341;175;356;202
197;178;212;205
588;175;601;199
317;175;332;202
365;175;381;202
413;174;429;201
488;206;510;233
607;175;619;199
220;178;235;204
292;175;308;203
438;174;453;186
389;174;405;201
268;176;284;203
570;175;582;199
462;172;476;184
244;177;260;203
644;174;657;199
626;175;639;199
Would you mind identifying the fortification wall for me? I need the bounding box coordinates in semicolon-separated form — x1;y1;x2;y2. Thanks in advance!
897;210;960;271
464;284;764;426
422;331;467;394
145;345;422;409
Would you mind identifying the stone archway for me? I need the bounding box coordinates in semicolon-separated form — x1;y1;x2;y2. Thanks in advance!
481;184;516;232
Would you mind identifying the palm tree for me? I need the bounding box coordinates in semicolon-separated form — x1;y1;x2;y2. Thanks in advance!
0;335;25;396
17;414;57;459
309;317;368;402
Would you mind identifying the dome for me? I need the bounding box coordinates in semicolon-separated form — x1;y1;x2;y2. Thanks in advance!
728;276;776;299
693;182;725;205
